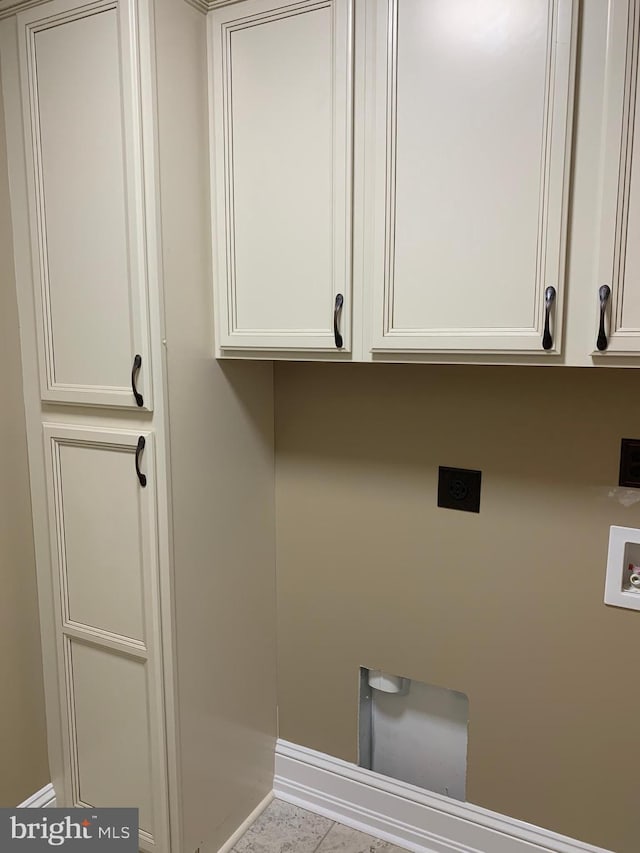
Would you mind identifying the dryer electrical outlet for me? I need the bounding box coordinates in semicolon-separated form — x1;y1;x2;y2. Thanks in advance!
437;467;482;513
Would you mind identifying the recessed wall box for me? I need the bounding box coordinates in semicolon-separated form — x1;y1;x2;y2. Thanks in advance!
604;526;640;612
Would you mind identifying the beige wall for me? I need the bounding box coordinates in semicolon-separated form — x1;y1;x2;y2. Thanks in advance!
275;362;640;853
0;72;49;806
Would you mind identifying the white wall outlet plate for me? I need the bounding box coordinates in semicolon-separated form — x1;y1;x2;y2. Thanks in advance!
605;525;640;611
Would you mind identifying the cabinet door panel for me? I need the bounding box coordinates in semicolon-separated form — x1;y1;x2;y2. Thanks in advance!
56;442;145;642
70;641;154;832
43;425;169;852
18;0;152;407
211;0;353;353
367;0;576;354
595;0;640;355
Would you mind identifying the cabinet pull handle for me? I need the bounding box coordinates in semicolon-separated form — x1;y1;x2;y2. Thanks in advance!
131;354;144;407
135;436;147;487
597;285;611;351
334;293;344;349
542;286;556;351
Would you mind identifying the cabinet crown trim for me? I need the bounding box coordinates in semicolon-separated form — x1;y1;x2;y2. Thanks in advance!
0;0;54;17
0;0;229;18
184;0;245;11
183;0;209;13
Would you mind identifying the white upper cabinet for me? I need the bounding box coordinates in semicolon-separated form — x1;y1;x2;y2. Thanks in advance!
209;0;354;355
365;0;576;355
17;0;152;408
207;0;639;367
594;0;640;357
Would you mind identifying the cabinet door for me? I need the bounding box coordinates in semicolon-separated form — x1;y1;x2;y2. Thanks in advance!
366;0;576;355
43;425;169;852
17;0;152;408
210;0;353;355
594;0;640;356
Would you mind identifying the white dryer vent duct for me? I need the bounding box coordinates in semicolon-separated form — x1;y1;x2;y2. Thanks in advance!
367;669;408;694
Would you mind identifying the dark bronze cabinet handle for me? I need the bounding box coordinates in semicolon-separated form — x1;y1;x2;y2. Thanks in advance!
597;285;611;351
131;354;144;407
334;293;344;349
542;286;556;351
135;436;147;487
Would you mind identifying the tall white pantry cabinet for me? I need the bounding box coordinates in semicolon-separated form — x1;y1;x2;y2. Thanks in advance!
0;1;277;852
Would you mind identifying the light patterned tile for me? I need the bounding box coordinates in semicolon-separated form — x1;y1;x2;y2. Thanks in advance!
234;799;334;853
315;823;404;853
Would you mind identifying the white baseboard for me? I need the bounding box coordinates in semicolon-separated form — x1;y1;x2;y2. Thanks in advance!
217;791;274;853
18;783;56;808
274;740;613;853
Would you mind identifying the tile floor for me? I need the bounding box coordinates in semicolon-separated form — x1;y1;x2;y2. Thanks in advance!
234;799;406;853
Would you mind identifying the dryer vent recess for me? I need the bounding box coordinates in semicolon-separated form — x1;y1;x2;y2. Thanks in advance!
359;667;469;801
